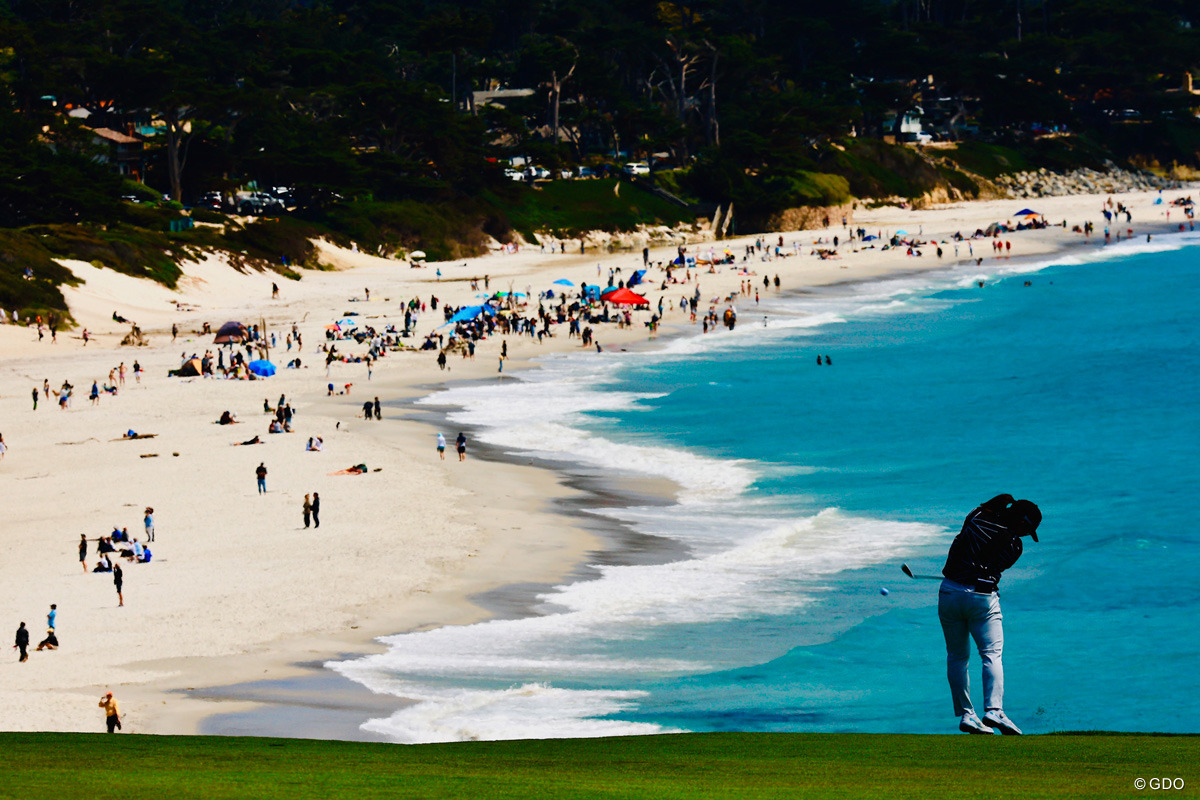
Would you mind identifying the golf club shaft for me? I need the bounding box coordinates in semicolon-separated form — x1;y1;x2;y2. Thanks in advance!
901;563;942;580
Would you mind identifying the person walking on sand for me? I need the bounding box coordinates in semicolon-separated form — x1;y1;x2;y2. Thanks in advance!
256;462;268;494
14;622;29;662
456;432;467;462
99;692;121;733
436;433;446;460
144;508;154;542
938;494;1041;735
373;397;381;420
32;387;38;410
311;492;320;529
113;563;124;607
302;494;312;528
79;534;89;573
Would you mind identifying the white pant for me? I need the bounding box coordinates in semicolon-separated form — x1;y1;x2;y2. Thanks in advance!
938;579;1004;717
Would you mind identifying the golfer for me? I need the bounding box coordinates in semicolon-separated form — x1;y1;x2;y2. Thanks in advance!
938;494;1041;735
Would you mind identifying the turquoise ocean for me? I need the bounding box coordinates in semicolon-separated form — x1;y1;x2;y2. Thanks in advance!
330;233;1200;741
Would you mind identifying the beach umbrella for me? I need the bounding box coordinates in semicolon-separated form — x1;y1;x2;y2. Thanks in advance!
552;278;575;286
628;269;647;287
213;320;248;344
894;229;908;235
1014;208;1040;216
606;287;649;305
248;360;276;377
336;318;359;327
599;285;619;298
410;250;427;260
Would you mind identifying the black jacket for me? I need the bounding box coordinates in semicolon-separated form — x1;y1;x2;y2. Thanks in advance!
942;503;1023;592
15;626;29;647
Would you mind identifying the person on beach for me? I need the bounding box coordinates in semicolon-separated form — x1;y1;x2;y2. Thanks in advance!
99;692;121;732
79;534;88;573
144;508;154;542
303;494;312;529
113;563;124;607
14;622;29;662
32;387;38;410
256;463;268;494
456;432;467;461
36;628;58;651
0;432;5;459
47;604;56;631
939;494;1041;735
311;492;320;529
437;433;446;460
373;397;381;420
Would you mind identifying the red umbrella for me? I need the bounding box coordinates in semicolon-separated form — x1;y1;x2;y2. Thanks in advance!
606;288;649;305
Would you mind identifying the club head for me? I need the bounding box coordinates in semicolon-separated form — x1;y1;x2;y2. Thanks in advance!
901;563;915;579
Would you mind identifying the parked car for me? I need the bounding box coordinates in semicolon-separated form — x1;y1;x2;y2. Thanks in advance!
504;168;525;181
576;166;598;179
525;165;551;180
622;162;650;175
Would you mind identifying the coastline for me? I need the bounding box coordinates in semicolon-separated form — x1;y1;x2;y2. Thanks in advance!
0;187;1192;739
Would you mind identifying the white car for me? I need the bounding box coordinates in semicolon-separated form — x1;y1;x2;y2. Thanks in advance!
526;166;551;180
504;168;525;181
623;162;650;175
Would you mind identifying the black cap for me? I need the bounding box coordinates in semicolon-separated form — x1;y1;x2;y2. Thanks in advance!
1011;499;1041;542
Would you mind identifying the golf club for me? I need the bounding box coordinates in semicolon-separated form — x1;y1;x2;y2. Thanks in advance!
900;563;942;580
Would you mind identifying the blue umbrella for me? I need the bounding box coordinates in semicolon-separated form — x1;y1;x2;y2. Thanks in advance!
894;229;908;235
248;360;276;377
552;278;574;286
336;318;358;327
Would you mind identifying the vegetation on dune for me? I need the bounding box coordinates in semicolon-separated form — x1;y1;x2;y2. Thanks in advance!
0;731;1194;799
502;179;696;241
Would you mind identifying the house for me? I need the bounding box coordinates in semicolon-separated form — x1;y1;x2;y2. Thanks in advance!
89;127;145;180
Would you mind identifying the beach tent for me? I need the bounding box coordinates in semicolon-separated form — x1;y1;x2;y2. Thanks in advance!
606;288;649;306
861;235;878;241
213;320;249;344
628;269;647;287
1014;208;1040;216
599;285;619;298
174;357;203;377
583;285;602;301
248;360;276;377
441;304;496;327
552;278;575;286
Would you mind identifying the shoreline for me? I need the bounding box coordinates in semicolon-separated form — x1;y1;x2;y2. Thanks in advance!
0;187;1192;739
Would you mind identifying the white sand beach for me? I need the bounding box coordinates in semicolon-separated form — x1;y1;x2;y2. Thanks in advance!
0;188;1190;736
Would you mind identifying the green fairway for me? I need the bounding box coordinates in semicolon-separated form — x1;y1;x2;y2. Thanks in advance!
0;732;1193;799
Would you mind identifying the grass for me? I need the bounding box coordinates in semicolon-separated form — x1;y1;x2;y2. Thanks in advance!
0;732;1193;799
503;179;695;241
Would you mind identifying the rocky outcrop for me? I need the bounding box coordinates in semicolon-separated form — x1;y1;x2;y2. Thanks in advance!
764;204;855;232
994;162;1179;198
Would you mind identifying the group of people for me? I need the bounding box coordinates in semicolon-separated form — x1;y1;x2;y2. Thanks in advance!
12;605;58;663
